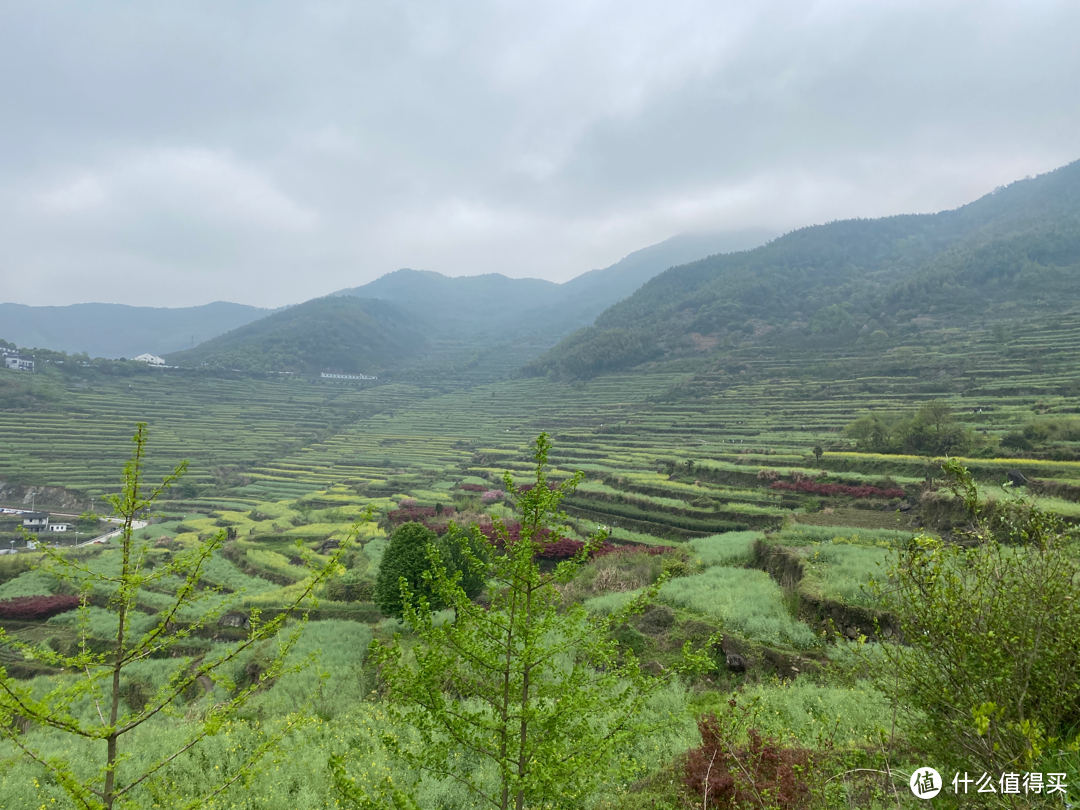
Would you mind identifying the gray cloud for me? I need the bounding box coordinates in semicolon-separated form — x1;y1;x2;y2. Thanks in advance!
0;0;1076;307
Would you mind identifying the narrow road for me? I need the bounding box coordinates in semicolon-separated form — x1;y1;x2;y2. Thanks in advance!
74;521;148;547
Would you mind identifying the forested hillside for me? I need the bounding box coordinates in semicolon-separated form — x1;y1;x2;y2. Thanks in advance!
152;230;772;375
528;160;1080;378
164;296;426;374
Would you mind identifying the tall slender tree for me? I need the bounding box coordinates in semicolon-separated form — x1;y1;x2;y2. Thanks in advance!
0;423;366;809
333;433;711;810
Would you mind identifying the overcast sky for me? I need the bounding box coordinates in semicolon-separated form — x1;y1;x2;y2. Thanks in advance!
1;0;1077;309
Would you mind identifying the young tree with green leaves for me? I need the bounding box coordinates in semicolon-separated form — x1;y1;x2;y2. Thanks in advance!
0;423;367;810
333;433;711;810
871;458;1080;775
842;400;976;456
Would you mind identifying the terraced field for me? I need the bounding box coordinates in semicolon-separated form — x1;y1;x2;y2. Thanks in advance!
3;320;1080;806
9;310;1080;543
0;373;439;495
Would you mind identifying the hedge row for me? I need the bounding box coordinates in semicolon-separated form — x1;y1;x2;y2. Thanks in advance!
562;497;751;534
769;481;906;499
0;595;80;621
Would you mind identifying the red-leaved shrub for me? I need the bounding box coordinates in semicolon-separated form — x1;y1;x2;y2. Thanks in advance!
770;480;905;499
458;484;488;492
684;712;816;809
534;538;588;559
0;594;81;621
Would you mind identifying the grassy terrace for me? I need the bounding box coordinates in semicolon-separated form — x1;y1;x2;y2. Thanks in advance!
0;374;435;495
7;312;1080;540
2;319;1080;807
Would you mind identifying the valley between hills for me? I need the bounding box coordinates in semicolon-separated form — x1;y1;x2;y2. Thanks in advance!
1;161;1079;808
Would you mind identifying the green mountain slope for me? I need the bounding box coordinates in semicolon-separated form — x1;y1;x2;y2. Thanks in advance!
337;269;559;341
528;160;1080;378
335;229;774;342
164;297;425;375
0;301;269;359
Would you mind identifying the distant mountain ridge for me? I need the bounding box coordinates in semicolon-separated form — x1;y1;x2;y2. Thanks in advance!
0;229;773;366
333;229;776;342
0;301;269;359
165;229;773;375
527;159;1080;378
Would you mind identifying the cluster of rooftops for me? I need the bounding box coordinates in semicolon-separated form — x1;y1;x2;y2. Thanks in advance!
0;510;74;533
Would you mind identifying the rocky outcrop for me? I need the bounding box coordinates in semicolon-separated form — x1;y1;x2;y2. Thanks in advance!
0;482;92;512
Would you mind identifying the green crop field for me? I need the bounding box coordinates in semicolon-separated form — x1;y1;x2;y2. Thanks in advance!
3;308;1080;808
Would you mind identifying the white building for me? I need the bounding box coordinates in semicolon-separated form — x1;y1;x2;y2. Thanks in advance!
22;512;49;530
133;353;166;365
47;523;72;533
321;372;377;380
4;356;34;372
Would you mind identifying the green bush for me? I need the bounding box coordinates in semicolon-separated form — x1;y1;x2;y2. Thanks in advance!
326;571;375;603
843;400;979;455
374;523;442;618
434;523;490;600
871;459;1080;774
374;522;488;618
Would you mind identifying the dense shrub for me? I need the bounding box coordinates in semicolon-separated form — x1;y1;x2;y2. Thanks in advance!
872;458;1080;774
457;484;487;492
769;480;905;499
326;574;375;603
375;523;442;618
843;400;977;455
683;710;815;809
0;594;80;621
375;522;488;617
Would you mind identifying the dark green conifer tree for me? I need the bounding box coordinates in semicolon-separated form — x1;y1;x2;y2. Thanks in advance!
375;522;441;618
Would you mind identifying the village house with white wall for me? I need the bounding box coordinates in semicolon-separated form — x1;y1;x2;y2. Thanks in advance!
2;351;34;372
